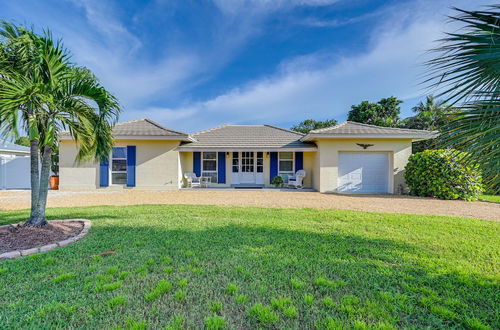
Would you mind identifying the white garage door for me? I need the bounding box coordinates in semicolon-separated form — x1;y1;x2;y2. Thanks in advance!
0;155;31;189
338;152;389;194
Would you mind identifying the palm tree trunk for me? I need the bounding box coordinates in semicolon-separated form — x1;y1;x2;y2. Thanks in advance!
26;145;51;227
26;139;41;225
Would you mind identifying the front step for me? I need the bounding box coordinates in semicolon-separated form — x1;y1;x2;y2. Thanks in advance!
232;184;265;189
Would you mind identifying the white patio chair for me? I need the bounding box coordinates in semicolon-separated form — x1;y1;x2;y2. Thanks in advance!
288;170;306;189
184;172;202;188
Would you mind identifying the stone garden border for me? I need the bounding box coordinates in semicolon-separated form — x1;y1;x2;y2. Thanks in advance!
0;219;91;260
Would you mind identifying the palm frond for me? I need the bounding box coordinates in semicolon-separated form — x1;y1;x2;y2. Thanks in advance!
426;6;500;192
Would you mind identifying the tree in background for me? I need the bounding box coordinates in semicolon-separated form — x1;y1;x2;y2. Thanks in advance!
0;22;120;226
291;119;338;133
425;6;500;192
402;95;453;152
347;96;402;127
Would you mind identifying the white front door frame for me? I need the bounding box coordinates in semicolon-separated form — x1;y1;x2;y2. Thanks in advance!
230;152;265;185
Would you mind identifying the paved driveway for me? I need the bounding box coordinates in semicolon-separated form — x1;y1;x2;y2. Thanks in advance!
0;189;498;221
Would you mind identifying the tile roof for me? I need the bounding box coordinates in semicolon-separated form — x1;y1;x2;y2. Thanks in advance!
303;121;436;140
179;125;316;150
0;139;30;153
60;119;191;140
111;119;189;137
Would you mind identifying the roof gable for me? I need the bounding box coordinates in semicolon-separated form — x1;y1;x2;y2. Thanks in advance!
111;119;189;137
179;125;315;150
303;121;436;140
59;118;191;140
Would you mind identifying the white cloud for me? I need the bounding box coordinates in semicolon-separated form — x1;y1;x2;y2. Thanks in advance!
134;0;496;132
212;0;342;15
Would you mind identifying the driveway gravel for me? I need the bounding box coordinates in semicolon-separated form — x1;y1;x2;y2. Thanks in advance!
0;189;498;221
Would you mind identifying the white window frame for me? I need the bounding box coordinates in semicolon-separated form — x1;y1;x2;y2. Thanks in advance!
256;152;263;173
202;151;218;183
278;152;295;179
110;147;127;185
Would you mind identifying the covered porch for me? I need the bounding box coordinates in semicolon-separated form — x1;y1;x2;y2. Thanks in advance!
178;150;315;189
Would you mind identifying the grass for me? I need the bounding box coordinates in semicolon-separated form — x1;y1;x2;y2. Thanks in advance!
0;204;498;329
479;195;500;203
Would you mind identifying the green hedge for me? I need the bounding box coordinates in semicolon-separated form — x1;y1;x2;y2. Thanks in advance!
405;149;483;201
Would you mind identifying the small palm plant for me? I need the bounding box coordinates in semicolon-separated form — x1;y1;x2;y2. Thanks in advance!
0;22;120;226
425;6;500;192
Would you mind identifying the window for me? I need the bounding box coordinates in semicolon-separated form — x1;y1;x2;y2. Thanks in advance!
278;152;294;180
111;147;127;185
241;151;254;173
232;152;239;173
202;152;218;183
256;152;263;173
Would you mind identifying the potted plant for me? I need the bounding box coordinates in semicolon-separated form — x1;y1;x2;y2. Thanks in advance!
271;175;284;188
49;146;59;190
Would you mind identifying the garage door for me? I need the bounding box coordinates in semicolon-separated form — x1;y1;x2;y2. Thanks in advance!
338;152;389;193
0;155;31;189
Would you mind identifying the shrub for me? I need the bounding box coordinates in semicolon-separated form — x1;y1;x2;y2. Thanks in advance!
271;176;284;187
405;149;483;201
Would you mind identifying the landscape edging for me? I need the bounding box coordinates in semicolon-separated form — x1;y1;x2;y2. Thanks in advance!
0;219;91;260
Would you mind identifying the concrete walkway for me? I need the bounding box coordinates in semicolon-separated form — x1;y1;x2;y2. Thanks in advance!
0;189;498;221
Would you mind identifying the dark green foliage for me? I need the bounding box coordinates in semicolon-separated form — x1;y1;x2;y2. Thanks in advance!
271;176;284;187
348;97;402;127
290;119;338;133
402;95;453;153
425;6;500;192
405;149;483;201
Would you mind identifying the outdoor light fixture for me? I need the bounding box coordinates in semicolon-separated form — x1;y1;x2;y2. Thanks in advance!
356;143;374;149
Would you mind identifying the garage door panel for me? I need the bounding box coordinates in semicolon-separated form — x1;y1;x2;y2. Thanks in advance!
338;152;389;194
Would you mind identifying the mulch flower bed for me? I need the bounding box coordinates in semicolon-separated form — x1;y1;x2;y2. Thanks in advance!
0;221;84;254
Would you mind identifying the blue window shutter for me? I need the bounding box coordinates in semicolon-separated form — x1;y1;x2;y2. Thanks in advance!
99;158;109;187
270;152;278;182
217;152;226;183
127;146;136;187
193;152;201;176
295;152;303;171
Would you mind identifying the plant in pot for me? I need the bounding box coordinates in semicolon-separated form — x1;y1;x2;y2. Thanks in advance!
272;175;284;188
49;145;59;190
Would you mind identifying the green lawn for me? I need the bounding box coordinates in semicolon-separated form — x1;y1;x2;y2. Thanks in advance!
479;195;500;203
0;205;498;329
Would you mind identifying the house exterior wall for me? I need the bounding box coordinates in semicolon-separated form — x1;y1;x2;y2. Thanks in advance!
60;139;182;190
315;138;412;193
59;140;99;190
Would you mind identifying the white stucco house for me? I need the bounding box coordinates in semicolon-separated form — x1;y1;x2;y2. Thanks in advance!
0;139;30;190
59;119;435;193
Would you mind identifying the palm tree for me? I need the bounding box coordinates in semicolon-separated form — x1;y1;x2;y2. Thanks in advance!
402;95;453;153
404;95;451;131
425;6;500;192
0;22;120;227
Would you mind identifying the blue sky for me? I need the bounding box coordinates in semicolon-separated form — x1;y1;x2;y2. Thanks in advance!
1;0;495;132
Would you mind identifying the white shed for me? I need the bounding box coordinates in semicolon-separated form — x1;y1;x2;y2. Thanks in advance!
0;139;31;190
